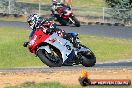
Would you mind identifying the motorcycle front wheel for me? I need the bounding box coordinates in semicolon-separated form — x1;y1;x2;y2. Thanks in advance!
70;16;80;27
80;45;96;67
37;49;63;67
81;51;96;67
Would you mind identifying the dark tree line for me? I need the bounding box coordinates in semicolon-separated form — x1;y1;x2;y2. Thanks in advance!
105;0;132;8
105;0;132;24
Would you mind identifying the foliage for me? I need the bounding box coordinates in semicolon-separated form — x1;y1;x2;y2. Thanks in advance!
105;0;132;24
105;0;131;8
0;0;24;15
0;0;8;13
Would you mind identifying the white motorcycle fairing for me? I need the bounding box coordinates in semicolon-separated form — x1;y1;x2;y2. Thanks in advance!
39;33;75;63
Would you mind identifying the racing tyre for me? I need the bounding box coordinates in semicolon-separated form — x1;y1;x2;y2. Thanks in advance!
71;16;80;27
80;45;96;67
58;19;67;26
37;49;63;67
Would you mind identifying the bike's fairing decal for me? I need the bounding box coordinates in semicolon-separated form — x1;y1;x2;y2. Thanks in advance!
64;49;75;64
44;33;74;62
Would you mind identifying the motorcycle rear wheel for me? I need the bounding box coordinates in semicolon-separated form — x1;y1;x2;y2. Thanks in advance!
58;19;67;26
37;49;63;67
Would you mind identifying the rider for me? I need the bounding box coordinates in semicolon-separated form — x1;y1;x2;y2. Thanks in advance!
63;0;72;6
23;14;77;47
51;0;72;16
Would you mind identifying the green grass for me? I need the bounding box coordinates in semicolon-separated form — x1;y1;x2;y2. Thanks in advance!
18;0;105;7
0;17;26;22
6;81;132;88
72;0;105;16
0;27;132;68
0;28;44;68
79;35;132;62
6;82;68;88
17;0;105;16
72;0;105;7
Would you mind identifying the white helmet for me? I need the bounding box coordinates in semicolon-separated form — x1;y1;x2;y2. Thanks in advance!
27;14;39;29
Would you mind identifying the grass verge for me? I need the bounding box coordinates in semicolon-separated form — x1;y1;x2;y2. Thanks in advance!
0;16;26;22
6;81;132;88
6;82;68;88
18;0;105;7
79;35;132;62
0;27;132;68
0;27;44;68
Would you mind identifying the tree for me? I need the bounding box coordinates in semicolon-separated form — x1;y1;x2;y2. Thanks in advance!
105;0;131;9
0;0;24;16
0;0;8;13
129;0;132;4
105;0;132;24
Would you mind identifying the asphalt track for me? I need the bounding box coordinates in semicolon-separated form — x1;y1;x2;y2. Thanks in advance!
1;21;132;39
0;20;132;71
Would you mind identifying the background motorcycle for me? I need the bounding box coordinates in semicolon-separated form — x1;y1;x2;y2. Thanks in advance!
24;29;96;67
51;3;80;27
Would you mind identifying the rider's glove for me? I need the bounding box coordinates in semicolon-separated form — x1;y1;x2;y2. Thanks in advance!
23;42;29;47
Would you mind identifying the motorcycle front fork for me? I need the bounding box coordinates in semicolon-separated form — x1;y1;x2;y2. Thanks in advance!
73;53;83;65
68;17;74;24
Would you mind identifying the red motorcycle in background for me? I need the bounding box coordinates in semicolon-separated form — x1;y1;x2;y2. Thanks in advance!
51;3;80;27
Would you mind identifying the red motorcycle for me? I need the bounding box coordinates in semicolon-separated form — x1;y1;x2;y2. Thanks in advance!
24;29;96;67
51;3;80;27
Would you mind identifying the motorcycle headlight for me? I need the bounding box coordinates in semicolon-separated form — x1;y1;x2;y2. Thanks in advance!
29;40;35;46
29;35;37;46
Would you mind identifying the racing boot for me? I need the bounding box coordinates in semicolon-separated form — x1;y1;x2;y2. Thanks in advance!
63;33;80;48
57;30;79;48
62;33;73;43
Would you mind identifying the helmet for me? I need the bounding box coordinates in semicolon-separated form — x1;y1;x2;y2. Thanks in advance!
52;0;60;4
27;14;39;29
53;0;57;3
